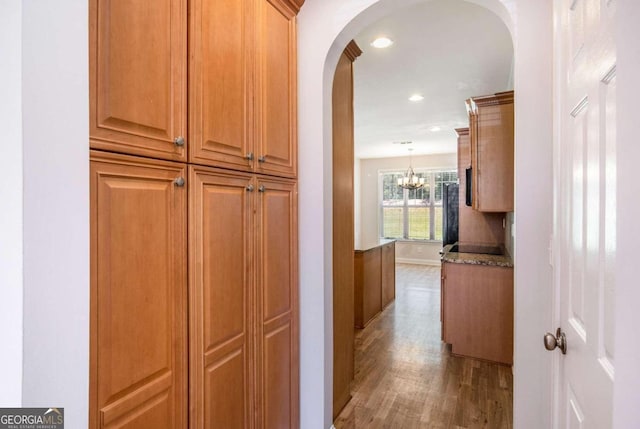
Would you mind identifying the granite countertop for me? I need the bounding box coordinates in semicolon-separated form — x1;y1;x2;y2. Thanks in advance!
441;243;514;268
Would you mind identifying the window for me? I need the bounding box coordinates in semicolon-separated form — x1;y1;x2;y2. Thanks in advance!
380;170;458;241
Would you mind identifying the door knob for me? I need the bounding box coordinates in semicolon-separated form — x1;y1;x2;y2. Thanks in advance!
245;152;254;161
174;177;185;187
174;136;185;147
246;184;254;192
544;328;567;354
258;155;266;163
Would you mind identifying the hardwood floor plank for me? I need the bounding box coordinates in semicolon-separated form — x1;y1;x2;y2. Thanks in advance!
334;264;513;428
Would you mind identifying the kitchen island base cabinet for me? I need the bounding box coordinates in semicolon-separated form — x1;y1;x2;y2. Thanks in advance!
442;262;513;365
354;241;395;329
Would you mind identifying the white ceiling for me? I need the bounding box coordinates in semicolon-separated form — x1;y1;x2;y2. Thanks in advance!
353;0;513;159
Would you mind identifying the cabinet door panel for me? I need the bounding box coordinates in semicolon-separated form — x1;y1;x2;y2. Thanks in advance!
189;0;253;170
468;92;514;212
442;262;513;364
189;167;254;429
257;1;297;177
381;243;395;308
263;322;292;429
256;177;298;428
90;152;187;429
90;0;186;161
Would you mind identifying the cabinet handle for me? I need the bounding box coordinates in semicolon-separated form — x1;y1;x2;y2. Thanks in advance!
174;177;185;187
258;185;266;193
174;136;185;147
245;152;254;161
246;184;255;192
258;155;266;163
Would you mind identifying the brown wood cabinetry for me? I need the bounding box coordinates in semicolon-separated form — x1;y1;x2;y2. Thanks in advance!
354;248;382;329
89;0;303;427
89;151;187;429
92;0;299;176
381;242;396;309
189;0;298;178
188;168;254;428
442;262;513;365
354;242;396;329
188;0;253;171
89;0;187;161
255;0;298;178
189;167;298;429
256;176;299;429
466;91;514;212
455;128;505;245
332;41;361;419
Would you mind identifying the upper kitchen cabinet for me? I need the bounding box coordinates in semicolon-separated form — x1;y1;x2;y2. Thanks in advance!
90;0;187;161
189;0;254;171
466;91;514;212
255;0;300;178
190;0;300;177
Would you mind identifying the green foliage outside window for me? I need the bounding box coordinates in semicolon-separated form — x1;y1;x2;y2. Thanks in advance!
380;170;457;241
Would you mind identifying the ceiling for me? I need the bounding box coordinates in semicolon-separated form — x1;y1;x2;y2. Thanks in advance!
353;0;513;159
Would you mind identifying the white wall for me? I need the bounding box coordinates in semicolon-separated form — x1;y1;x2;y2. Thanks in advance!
395;241;442;266
0;0;23;407
21;1;89;427
613;1;640;427
512;0;553;427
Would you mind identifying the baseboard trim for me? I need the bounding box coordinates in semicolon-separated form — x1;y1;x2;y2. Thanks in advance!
396;258;441;266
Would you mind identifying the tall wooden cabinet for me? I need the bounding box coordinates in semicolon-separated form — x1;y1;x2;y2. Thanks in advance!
89;0;303;427
188;168;254;428
189;167;298;428
331;40;362;419
255;176;299;428
188;0;253;170
89;151;187;429
89;0;187;161
256;0;298;178
189;0;298;178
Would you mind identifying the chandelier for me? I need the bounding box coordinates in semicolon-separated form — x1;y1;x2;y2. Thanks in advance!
397;148;425;190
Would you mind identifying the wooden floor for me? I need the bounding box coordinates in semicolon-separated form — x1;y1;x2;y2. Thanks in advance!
334;264;513;429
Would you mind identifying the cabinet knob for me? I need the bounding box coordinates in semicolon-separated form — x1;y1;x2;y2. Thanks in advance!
246;184;255;192
174;177;185;187
258;155;266;163
258;185;266;193
174;136;185;147
245;152;254;161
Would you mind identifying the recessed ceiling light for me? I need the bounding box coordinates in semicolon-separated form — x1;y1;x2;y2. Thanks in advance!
409;94;424;102
371;37;394;49
430;126;441;132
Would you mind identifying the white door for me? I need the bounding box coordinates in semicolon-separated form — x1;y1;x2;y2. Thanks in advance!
552;0;617;427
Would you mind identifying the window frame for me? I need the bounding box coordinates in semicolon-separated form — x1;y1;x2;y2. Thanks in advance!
378;168;458;242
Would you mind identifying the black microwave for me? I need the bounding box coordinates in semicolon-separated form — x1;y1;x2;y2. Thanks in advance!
465;167;472;206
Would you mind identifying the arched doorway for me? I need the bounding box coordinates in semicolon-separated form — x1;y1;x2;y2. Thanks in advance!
296;1;554;428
